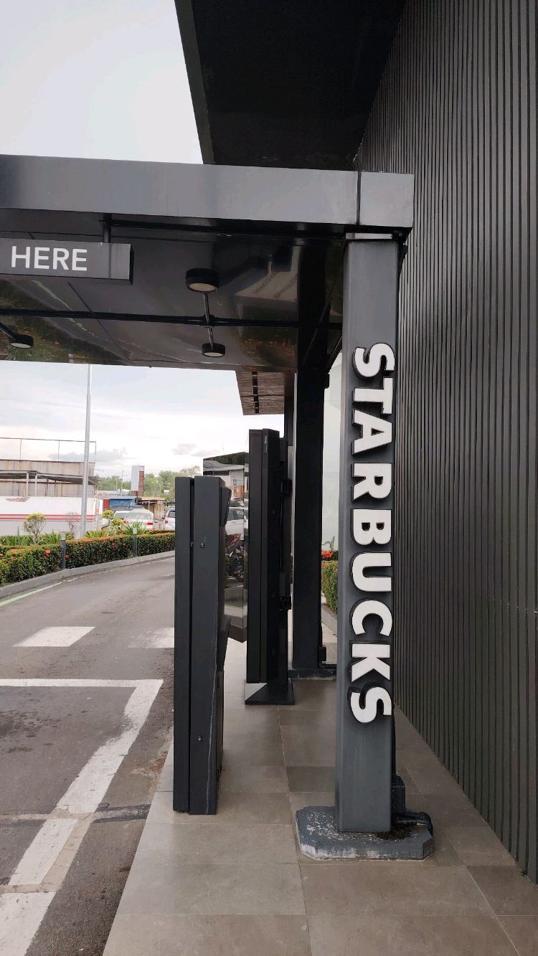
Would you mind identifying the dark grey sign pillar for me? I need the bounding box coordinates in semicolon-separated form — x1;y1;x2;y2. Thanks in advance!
335;236;398;833
296;173;433;859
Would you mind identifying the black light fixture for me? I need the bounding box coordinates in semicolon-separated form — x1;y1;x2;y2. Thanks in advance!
201;341;226;358
185;268;220;294
185;268;226;358
0;321;33;350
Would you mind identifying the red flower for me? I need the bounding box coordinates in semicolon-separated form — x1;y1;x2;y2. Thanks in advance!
44;549;51;556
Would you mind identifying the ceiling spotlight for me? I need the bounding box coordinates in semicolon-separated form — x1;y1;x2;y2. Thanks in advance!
0;322;33;349
186;268;219;294
202;341;226;358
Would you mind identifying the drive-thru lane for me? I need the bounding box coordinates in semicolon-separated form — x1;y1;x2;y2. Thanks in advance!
0;556;175;956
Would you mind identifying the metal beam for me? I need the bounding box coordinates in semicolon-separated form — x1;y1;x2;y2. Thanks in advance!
0;307;299;329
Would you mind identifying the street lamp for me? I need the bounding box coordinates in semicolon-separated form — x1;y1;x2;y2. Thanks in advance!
80;366;92;537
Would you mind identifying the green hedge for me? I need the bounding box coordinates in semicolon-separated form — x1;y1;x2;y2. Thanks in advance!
0;533;70;556
321;559;338;613
65;535;134;568
0;533;175;585
1;544;62;582
137;533;176;555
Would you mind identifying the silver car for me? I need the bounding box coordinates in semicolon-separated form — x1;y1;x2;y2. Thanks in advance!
114;508;155;529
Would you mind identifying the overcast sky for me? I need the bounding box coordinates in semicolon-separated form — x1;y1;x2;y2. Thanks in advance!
0;1;282;474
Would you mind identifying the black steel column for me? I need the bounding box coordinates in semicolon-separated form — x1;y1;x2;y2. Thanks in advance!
290;244;330;677
291;367;327;674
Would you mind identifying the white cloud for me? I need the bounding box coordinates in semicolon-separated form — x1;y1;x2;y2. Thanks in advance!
0;362;283;475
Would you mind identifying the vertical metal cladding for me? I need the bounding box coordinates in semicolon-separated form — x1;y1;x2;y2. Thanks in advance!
358;0;537;878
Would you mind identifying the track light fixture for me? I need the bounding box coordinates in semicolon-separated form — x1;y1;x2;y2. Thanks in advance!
0;321;33;349
185;268;220;294
185;268;226;359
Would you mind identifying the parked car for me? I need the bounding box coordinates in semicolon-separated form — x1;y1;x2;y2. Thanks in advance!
114;508;154;529
163;506;175;531
225;505;244;539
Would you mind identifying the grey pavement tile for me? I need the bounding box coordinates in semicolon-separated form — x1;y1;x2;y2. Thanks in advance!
422;827;461;867
156;751;173;792
136;820;297;864
149;789;292;825
223;750;285;777
105;914;311;956
281;725;336;767
402;751;469;797
220;763;289;793
289;792;334;820
498;916;538;955
119;862;306;916
287;766;335;792
468;866;538;915
289;681;337;714
308;914;517;956
278;707;336;730
300;861;491;916
394;713;434;754
447;826;516;867
406;791;486;828
223;731;283;766
394;762;420;796
224;709;281;734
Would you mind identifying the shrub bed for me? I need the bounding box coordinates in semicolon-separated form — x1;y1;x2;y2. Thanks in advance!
137;532;176;555
0;544;62;583
0;532;175;585
65;535;134;568
321;559;338;613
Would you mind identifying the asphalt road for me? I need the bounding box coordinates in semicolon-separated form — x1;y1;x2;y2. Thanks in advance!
0;556;175;956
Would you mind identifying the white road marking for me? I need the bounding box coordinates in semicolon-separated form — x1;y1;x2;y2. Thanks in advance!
0;893;55;956
16;626;94;647
0;678;163;956
129;626;174;648
9;818;78;887
57;680;162;814
0;583;62;609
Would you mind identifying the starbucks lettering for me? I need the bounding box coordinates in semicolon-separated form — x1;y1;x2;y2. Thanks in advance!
349;343;395;723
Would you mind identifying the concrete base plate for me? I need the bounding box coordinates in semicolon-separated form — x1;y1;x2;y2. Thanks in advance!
296;806;434;861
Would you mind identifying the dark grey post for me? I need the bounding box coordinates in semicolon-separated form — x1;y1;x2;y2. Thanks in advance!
173;475;230;814
296;175;433;858
335;238;399;832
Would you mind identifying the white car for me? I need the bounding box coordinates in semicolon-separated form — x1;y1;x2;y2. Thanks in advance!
114;508;154;529
225;505;244;539
164;506;175;531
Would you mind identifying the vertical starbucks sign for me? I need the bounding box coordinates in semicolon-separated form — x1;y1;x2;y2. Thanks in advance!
335;237;399;833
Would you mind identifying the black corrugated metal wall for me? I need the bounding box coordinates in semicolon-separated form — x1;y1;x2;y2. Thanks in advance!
358;0;537;878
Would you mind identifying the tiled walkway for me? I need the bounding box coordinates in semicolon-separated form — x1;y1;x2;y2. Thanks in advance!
104;630;538;955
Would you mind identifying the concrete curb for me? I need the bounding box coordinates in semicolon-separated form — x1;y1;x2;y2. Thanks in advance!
321;603;337;634
0;550;174;600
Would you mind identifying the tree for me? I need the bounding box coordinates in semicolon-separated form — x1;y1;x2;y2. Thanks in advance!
95;475;130;492
24;512;46;543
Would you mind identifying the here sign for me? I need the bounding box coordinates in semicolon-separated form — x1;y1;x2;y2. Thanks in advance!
0;239;132;281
